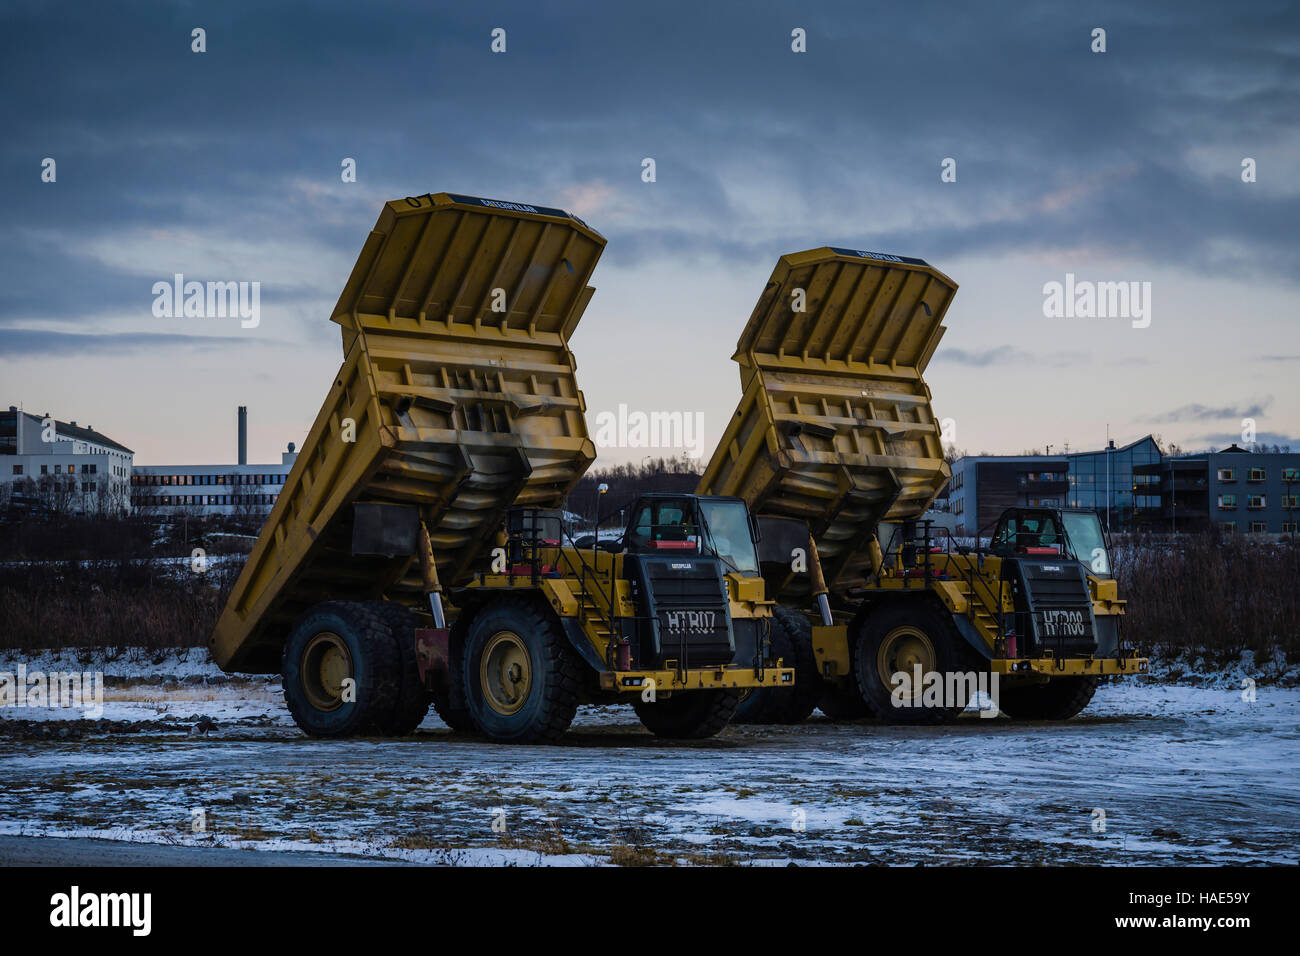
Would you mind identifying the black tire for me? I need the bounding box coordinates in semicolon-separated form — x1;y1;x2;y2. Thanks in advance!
732;607;821;724
461;598;580;744
998;676;1099;720
817;682;874;720
364;601;431;736
431;615;476;733
633;689;740;739
281;601;400;737
853;601;982;725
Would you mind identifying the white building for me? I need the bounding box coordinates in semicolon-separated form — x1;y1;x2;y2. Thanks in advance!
130;447;298;517
1;406;134;513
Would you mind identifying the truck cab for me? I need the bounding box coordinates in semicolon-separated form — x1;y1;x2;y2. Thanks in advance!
987;507;1113;578
612;493;772;672
981;506;1126;667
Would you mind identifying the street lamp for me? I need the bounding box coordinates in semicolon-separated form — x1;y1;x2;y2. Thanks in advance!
1105;430;1115;532
596;482;608;534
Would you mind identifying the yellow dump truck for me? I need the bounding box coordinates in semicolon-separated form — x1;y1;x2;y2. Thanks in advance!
211;192;792;744
698;247;1147;724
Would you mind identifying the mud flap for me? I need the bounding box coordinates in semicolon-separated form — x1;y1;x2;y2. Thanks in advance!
952;614;995;661
414;627;451;694
560;617;610;673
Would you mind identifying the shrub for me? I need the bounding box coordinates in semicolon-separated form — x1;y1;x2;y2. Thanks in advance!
1111;532;1299;664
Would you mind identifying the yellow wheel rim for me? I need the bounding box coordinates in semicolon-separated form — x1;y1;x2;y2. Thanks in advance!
301;632;352;712
480;630;533;716
876;625;936;702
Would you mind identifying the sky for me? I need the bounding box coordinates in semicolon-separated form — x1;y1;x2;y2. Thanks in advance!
1;0;1297;466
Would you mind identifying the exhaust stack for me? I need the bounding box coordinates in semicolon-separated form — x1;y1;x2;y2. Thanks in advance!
237;406;248;465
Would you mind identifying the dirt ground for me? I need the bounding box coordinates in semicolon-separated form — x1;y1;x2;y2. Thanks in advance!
1;678;1296;866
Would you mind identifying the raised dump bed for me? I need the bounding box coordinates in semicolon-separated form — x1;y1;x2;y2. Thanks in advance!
212;193;605;672
697;247;956;598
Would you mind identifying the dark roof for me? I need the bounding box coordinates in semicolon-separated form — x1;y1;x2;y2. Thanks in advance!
1068;434;1160;458
16;410;134;455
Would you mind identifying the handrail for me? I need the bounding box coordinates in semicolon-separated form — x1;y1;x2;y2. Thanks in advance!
548;525;622;667
878;521;1005;640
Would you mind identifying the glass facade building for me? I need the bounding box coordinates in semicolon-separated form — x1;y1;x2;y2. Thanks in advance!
1064;436;1162;530
949;437;1298;535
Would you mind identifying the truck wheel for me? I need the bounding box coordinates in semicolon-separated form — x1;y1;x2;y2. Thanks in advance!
998;676;1099;720
853;602;980;725
462;599;580;744
365;602;431;736
281;601;400;737
732;607;820;724
633;689;740;739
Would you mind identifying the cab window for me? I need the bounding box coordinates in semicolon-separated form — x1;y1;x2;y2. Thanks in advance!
992;513;1062;553
625;499;698;552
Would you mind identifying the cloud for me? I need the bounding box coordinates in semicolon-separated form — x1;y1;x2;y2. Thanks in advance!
0;0;1296;458
1184;432;1298;451
932;346;1087;368
0;329;271;357
1148;400;1272;424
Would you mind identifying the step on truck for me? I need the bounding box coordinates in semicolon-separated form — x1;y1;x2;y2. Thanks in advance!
210;192;793;744
697;247;1147;724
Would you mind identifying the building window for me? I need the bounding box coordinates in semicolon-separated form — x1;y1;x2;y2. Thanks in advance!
1221;521;1236;532
11;465;21;475
1249;522;1267;533
1248;468;1266;482
1218;494;1237;509
1247;495;1265;510
40;464;48;475
66;464;75;474
90;464;97;474
1283;468;1299;482
1218;469;1235;482
1284;522;1298;533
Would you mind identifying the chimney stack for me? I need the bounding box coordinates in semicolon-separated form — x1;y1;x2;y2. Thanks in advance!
237;406;248;465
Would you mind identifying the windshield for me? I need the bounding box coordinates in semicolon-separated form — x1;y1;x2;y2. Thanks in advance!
625;498;698;552
992;513;1063;552
698;499;759;575
1062;511;1111;577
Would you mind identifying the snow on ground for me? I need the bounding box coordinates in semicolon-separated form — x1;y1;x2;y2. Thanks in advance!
0;647;241;682
1;647;1297;866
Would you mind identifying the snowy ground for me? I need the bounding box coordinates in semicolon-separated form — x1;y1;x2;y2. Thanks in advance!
0;649;1297;866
